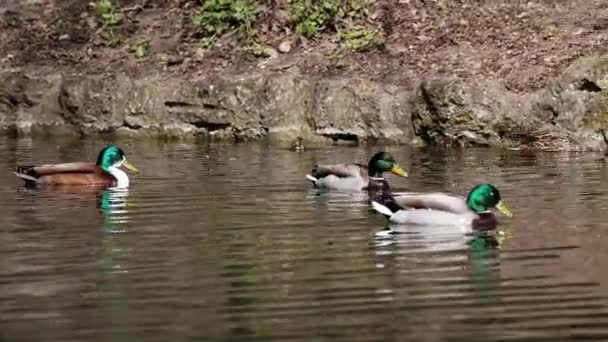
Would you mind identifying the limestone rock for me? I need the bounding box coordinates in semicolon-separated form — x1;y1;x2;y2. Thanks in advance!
2;55;608;150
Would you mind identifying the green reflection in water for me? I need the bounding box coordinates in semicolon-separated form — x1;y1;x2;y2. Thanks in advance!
98;188;132;340
469;234;501;305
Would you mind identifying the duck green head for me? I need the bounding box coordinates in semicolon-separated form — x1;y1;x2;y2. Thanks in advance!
96;145;139;173
368;152;408;178
466;184;512;217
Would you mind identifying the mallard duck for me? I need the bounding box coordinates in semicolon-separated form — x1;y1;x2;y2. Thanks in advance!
371;184;512;230
306;152;407;191
292;137;305;151
13;145;139;188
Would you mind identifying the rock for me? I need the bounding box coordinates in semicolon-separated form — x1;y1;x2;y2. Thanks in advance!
0;70;415;143
312;77;414;143
539;55;608;131
409;77;604;150
411;78;536;146
1;55;608;150
193;48;205;61
278;41;292;53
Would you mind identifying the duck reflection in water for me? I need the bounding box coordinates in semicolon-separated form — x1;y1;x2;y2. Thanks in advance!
98;188;131;274
98;187;130;228
373;229;504;308
373;223;502;253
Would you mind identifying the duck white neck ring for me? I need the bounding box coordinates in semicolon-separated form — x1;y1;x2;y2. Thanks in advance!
108;157;129;188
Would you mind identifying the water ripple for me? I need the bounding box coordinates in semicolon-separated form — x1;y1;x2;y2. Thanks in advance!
1;141;608;341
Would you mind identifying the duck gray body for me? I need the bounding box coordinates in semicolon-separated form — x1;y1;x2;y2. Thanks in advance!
307;163;369;191
372;185;511;231
380;192;482;227
306;152;407;192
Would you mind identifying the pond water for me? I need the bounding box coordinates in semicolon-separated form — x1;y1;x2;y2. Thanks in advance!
2;136;608;341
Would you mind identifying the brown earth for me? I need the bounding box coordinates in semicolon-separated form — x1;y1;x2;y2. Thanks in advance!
2;0;608;92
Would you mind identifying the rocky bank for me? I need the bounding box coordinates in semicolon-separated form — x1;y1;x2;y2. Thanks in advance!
3;56;608;151
2;0;608;150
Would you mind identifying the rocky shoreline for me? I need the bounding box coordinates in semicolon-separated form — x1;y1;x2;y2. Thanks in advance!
4;0;608;150
2;55;608;151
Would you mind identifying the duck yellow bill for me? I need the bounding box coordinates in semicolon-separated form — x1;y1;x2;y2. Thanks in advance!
391;165;408;177
122;160;140;173
496;200;512;217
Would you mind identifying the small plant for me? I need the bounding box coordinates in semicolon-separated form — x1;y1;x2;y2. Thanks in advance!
128;43;146;58
100;30;121;47
192;0;258;44
96;0;124;46
337;28;383;51
290;0;339;38
97;0;124;27
243;41;274;57
347;0;368;17
50;17;64;33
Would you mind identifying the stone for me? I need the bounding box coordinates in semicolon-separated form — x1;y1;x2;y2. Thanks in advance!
278;41;292;53
1;55;608;150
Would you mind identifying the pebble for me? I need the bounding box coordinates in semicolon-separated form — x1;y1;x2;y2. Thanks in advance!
278;41;292;53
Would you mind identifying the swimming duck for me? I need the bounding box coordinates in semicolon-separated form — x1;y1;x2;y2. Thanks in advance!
306;152;407;191
371;184;512;230
292;137;305;151
13;145;139;188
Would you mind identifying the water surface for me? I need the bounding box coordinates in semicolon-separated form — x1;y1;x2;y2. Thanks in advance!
2;136;608;341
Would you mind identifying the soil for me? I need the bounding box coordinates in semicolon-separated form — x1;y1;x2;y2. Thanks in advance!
2;0;608;92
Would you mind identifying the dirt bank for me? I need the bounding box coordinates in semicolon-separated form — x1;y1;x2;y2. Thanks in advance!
2;0;608;150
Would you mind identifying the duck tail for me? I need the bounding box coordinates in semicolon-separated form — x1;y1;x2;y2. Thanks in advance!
13;165;38;184
16;165;36;174
371;201;394;217
13;171;37;183
306;174;319;185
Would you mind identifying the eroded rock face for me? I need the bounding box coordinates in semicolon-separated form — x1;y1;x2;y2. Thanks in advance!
0;70;416;143
312;78;414;143
408;55;608;150
2;55;608;150
539;55;608;132
411;78;538;147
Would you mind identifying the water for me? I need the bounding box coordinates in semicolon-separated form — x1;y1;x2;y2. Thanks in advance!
3;136;608;341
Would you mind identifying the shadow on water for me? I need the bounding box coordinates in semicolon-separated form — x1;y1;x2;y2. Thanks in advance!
3;138;608;341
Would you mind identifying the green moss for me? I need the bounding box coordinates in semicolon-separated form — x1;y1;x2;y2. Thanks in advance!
337;28;383;51
192;0;259;45
128;43;147;59
290;0;340;38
